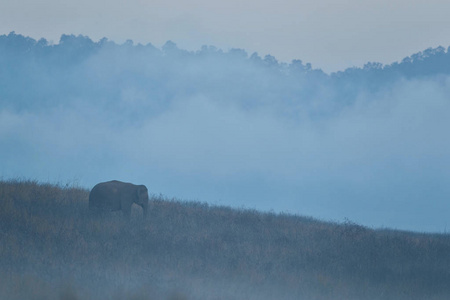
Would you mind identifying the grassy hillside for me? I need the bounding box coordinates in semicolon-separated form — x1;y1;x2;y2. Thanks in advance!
1;180;450;299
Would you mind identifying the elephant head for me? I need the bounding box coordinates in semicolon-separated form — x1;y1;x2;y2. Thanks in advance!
89;180;149;219
135;185;149;218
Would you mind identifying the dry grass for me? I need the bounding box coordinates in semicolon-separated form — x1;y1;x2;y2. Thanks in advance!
1;179;450;299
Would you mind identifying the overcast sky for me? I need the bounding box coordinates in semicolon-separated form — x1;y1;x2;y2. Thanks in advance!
1;0;450;72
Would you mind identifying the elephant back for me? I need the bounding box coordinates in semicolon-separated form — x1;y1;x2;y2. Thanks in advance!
89;181;123;211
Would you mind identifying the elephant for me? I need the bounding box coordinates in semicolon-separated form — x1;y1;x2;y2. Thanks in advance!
89;180;149;218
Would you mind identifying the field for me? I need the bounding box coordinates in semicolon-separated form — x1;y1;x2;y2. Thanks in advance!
1;180;450;299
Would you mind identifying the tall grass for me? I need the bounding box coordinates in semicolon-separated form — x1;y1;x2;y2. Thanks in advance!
1;179;450;299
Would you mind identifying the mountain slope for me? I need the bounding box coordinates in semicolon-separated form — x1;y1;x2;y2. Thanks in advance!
1;180;450;299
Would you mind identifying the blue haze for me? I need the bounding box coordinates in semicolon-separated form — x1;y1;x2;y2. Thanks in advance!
1;32;450;232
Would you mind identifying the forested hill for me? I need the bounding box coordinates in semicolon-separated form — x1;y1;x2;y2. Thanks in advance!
1;32;450;77
1;180;450;299
1;31;450;113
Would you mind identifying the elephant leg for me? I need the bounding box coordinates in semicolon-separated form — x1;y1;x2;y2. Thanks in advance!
89;207;101;217
88;203;102;216
121;203;132;219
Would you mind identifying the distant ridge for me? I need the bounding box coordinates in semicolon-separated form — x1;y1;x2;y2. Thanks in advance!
1;31;449;75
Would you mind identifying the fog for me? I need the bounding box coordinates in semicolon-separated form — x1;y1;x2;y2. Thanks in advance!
1;32;450;232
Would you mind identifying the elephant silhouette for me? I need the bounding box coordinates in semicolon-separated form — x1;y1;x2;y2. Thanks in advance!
89;180;149;218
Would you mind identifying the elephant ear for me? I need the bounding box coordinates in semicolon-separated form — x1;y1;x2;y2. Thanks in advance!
137;185;148;200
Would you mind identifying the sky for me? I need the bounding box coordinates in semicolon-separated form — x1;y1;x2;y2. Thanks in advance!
1;0;450;72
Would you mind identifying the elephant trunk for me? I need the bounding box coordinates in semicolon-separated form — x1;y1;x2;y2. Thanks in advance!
142;202;148;219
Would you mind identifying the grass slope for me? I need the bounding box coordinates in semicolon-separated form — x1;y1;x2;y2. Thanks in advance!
1;180;450;299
